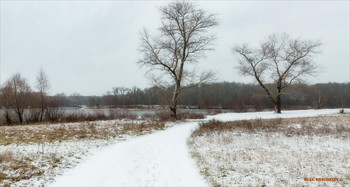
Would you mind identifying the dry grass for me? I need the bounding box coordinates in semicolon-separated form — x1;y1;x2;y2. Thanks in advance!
121;122;165;132
0;151;61;183
0;120;166;185
188;114;350;186
193;114;350;137
0;109;139;126
0;121;165;146
0;149;68;186
141;111;205;121
1;109;203;126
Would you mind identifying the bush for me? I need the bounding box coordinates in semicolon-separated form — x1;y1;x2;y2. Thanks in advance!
0;110;17;126
109;110;137;120
177;112;205;120
64;112;84;122
25;109;42;124
192;116;350;137
85;112;109;121
46;107;64;122
141;111;205;121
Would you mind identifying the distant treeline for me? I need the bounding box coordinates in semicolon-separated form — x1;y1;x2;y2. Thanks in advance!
50;82;349;111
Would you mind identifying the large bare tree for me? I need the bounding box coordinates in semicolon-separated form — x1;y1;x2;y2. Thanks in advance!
36;68;50;121
233;33;321;113
1;73;31;123
138;0;217;118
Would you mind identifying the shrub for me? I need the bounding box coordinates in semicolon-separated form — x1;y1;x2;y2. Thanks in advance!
192;115;350;137
142;111;205;121
25;109;42;124
46;107;64;122
64;112;84;122
109;109;137;120
0;110;16;126
177;112;205;120
85;112;109;121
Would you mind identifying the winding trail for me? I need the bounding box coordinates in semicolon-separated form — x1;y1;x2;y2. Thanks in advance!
51;122;207;186
51;108;346;186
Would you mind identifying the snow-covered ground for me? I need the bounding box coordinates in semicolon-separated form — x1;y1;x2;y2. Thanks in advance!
189;128;350;186
1;139;125;186
0;119;165;186
206;108;349;121
49;108;348;186
1;108;348;186
189;109;350;186
50;122;206;186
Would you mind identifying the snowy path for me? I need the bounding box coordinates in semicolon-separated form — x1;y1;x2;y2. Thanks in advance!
51;122;207;186
51;109;347;186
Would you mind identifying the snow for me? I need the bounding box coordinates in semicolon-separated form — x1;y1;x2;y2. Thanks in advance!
189;131;350;186
189;109;350;186
206;108;349;121
1;138;128;186
50;122;207;186
31;108;349;186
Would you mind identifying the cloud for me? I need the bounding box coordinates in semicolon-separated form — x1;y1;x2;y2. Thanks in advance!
1;1;349;95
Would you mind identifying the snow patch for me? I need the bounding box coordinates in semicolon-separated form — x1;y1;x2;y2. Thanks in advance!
50;123;207;186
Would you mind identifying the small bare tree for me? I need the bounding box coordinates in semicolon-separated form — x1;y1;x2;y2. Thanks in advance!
138;0;217;118
2;73;31;123
36;68;49;121
233;33;321;113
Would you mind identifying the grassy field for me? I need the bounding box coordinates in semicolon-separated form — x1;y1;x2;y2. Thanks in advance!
188;114;350;186
0;120;166;186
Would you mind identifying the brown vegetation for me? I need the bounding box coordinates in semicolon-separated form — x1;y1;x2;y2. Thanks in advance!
0;151;56;183
0;120;166;185
141;111;205;121
192;114;350;137
0;120;165;146
188;114;350;186
0;108;205;126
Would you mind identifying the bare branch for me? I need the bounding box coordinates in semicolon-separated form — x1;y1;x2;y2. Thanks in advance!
233;33;321;113
138;0;217;118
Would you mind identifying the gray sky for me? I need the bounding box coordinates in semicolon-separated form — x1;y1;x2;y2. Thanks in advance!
1;0;349;96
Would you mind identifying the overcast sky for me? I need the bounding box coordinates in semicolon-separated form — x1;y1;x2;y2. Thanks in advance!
1;0;349;96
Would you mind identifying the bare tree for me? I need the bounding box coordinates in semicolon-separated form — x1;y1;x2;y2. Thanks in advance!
138;0;217;118
36;68;50;121
233;33;321;113
1;73;31;123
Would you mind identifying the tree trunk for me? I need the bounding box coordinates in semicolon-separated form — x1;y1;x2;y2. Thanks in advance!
275;86;282;113
170;82;181;119
5;110;12;125
14;101;24;123
17;110;24;123
170;104;177;119
40;108;44;122
276;94;282;114
40;93;44;122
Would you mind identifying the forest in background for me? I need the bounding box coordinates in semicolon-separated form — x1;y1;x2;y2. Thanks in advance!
50;82;349;111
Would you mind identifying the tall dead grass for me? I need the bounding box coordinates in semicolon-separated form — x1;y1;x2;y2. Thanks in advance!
188;114;350;186
0;149;65;186
0;121;165;145
192;114;350;137
0;109;139;126
141;111;205;121
1;108;203;126
0;120;166;186
0;151;42;184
